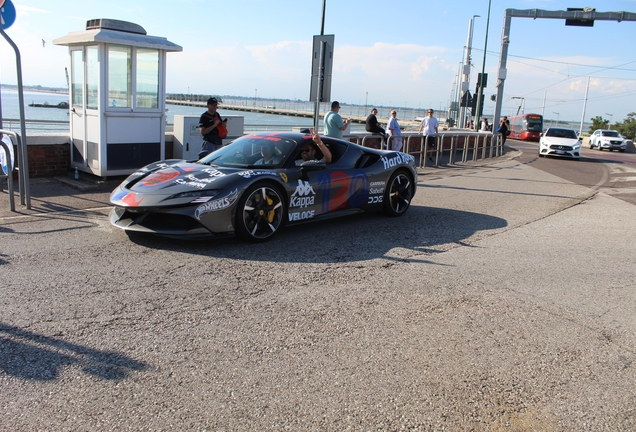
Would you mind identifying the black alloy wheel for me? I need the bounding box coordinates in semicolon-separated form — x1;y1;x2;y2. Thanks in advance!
236;183;285;242
383;170;413;217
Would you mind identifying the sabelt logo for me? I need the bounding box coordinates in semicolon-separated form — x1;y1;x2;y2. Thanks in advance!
290;180;315;208
194;189;238;219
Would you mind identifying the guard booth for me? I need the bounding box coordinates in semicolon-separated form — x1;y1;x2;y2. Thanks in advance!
53;19;182;177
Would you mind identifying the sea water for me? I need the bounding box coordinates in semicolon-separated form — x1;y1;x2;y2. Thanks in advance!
0;88;427;134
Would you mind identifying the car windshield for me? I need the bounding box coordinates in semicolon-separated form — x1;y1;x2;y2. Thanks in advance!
525;119;543;132
601;131;619;137
199;136;297;168
546;128;577;139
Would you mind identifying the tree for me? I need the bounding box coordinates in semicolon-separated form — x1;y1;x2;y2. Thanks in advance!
615;112;636;140
589;116;609;134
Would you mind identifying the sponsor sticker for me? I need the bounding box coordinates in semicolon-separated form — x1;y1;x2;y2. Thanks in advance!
194;189;238;219
236;170;277;179
290;180;315;209
288;209;315;222
381;153;415;170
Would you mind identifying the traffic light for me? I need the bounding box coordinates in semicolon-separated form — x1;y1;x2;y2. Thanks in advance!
477;73;488;88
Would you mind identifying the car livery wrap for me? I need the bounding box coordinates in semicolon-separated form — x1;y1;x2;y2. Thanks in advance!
110;132;417;241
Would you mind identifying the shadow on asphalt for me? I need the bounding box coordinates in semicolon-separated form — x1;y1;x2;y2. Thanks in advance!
123;205;508;264
0;323;148;381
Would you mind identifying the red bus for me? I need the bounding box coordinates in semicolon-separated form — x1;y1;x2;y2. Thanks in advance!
507;113;543;141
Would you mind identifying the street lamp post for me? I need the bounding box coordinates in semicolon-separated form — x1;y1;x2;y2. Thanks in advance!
605;113;613;128
553;112;560;127
475;0;491;131
459;15;479;128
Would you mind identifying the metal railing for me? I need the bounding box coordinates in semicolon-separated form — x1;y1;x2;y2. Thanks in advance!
350;131;500;168
0;131;19;211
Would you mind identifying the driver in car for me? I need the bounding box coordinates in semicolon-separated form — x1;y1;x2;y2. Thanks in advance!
255;142;280;165
296;130;332;165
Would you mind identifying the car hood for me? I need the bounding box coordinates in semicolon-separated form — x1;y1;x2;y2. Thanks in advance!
543;137;580;146
110;160;281;206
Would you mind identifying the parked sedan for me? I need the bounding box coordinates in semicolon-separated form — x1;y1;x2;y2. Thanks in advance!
538;127;582;159
109;132;417;242
589;129;627;152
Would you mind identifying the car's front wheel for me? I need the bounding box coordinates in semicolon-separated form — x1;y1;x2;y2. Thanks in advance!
383;170;414;217
235;183;286;242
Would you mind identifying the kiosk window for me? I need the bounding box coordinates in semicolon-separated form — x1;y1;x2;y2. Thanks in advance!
136;49;159;109
86;46;99;110
108;46;132;108
71;50;83;110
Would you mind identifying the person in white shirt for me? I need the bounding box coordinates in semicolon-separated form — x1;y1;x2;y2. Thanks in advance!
419;109;439;148
386;110;403;151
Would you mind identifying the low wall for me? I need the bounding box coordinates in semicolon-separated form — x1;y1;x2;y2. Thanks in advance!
10;133;175;178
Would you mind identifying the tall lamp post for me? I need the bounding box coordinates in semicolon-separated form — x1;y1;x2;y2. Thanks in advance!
605;113;613;128
475;0;491;131
553;112;560;127
459;15;479;128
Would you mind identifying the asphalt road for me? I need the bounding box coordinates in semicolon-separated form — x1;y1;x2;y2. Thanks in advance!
1;146;635;430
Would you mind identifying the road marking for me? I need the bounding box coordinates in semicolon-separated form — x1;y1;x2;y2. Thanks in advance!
609;176;636;183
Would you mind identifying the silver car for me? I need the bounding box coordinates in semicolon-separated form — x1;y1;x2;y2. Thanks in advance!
589;129;626;152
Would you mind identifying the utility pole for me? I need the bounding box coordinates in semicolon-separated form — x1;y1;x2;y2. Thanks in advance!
475;0;491;131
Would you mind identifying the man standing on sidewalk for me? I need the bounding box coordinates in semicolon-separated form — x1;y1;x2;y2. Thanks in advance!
199;97;224;156
324;101;350;139
419;109;439;149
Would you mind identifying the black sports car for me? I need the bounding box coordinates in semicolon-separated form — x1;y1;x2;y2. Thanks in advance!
110;132;417;242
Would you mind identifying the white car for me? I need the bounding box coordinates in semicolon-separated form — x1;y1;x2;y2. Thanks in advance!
589;129;626;152
538;127;582;160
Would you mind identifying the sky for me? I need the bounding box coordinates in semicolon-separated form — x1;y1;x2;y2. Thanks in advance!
1;0;636;123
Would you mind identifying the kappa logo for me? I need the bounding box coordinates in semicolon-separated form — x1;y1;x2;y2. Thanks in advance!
291;180;315;197
290;180;315;209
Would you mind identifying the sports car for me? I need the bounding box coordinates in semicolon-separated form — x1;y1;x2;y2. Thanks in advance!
109;132;418;242
538;127;582;159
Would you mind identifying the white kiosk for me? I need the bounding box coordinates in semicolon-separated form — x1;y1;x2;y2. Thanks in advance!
54;19;182;177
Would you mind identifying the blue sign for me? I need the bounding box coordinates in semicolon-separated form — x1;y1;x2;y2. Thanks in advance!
1;0;16;30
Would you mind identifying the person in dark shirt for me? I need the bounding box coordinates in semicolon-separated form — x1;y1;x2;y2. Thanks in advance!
365;108;387;145
199;97;226;156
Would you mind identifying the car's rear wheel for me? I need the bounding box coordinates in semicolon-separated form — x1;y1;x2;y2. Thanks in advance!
235;183;286;242
383;170;414;217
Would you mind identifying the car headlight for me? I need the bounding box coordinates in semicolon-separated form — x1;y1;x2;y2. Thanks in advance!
169;190;221;199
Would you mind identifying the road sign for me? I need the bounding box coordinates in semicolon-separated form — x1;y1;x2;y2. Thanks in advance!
309;35;334;102
1;0;16;30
